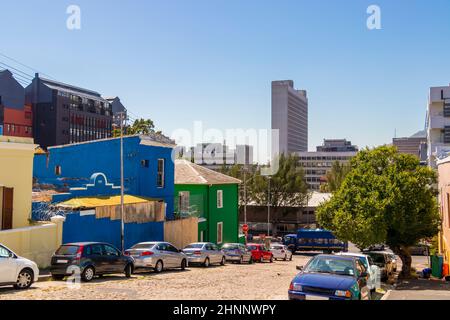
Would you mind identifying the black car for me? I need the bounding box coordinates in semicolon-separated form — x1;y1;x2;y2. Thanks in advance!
50;242;134;282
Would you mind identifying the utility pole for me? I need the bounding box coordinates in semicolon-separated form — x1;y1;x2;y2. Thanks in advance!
267;176;271;237
243;167;247;225
119;112;125;253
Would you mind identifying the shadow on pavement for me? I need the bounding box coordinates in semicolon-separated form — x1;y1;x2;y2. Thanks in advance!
395;279;450;291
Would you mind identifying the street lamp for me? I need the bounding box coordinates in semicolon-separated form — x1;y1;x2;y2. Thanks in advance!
114;112;126;253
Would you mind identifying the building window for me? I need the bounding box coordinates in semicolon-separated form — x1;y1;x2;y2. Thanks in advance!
178;191;190;214
141;160;149;168
55;165;62;176
217;190;223;209
445;127;450;144
217;222;223;244
157;159;165;188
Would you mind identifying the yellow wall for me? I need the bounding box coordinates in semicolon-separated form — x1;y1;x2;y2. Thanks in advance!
0;136;35;229
437;158;450;266
164;217;198;249
0;216;64;267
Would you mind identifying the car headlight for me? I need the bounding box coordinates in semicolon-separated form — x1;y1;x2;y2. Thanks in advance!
335;290;352;298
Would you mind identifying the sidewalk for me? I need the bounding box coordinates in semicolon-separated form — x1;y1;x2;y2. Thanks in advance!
386;279;450;300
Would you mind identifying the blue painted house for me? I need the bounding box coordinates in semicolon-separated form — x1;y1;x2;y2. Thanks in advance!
33;134;176;219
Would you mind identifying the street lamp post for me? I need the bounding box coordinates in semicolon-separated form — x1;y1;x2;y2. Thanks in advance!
119;112;125;253
267;176;271;237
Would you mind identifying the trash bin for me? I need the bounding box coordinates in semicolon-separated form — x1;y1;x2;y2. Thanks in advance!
443;263;449;278
431;255;444;278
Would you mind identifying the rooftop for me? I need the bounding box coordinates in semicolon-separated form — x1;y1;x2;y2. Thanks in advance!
175;159;242;185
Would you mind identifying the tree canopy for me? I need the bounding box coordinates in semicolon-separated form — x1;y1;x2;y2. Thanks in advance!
317;146;440;278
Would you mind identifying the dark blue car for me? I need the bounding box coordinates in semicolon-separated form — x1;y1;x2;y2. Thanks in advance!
288;254;371;300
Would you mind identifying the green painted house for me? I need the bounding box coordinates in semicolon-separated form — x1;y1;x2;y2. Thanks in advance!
174;159;241;245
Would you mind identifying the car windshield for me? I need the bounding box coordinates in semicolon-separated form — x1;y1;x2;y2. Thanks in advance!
271;246;283;250
185;244;204;249
131;243;156;250
222;244;239;250
304;256;356;276
56;245;79;256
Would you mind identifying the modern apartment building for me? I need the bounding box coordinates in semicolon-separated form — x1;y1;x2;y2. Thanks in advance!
393;130;427;161
426;85;450;167
271;80;308;154
297;139;358;191
0;70;33;138
26;74;118;148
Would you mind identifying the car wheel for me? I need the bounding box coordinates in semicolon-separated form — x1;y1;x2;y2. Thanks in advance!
51;275;65;281
124;264;133;278
270;256;274;263
248;257;254;264
14;269;33;289
289;254;293;261
239;256;243;264
154;260;164;273
283;255;287;261
259;256;264;263
181;259;187;270
81;266;95;282
203;257;210;268
220;256;226;266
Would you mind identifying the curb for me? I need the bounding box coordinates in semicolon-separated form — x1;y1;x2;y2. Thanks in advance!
380;290;391;300
38;275;52;282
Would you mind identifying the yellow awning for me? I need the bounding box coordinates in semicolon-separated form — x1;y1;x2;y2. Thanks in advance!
57;195;160;209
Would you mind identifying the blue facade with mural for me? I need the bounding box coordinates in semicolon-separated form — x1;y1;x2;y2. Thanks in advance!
33;135;176;219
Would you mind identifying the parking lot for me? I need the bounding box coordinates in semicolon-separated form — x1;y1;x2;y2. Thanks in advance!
0;253;314;300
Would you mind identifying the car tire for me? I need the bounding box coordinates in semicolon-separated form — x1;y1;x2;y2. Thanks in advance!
289;255;293;261
81;266;95;282
248;257;254;264
14;269;33;290
154;260;164;273
270;256;274;263
203;257;210;268
259;256;264;263
283;255;287;261
220;256;226;266
124;264;133;278
239;256;243;264
51;275;65;281
181;259;187;270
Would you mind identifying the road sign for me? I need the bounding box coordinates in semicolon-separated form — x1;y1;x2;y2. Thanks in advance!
242;224;249;233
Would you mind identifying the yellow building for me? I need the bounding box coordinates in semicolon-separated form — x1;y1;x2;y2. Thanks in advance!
0;136;36;230
437;156;450;265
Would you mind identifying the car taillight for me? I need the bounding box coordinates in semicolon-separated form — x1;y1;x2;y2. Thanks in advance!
124;251;130;256
289;282;294;291
75;246;84;260
141;251;154;256
194;251;202;255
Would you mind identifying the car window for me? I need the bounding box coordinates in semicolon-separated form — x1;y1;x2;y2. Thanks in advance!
305;256;356;276
247;245;257;251
0;246;10;258
358;257;369;269
157;243;168;251
56;245;80;256
185;244;204;249
166;244;179;253
368;256;374;266
355;260;366;276
368;253;385;264
132;243;156;250
223;244;239;250
104;245;120;256
90;244;104;256
212;244;219;251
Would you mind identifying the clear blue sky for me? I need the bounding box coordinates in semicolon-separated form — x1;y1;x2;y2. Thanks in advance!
1;0;450;150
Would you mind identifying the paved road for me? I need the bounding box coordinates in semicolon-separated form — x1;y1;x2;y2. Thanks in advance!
0;253;314;300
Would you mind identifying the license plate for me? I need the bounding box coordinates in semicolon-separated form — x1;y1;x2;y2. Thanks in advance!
57;259;68;264
305;295;329;301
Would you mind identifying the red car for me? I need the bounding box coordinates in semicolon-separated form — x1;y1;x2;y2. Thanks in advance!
246;244;274;263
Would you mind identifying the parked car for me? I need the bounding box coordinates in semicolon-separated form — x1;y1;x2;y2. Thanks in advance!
222;243;253;264
182;242;226;267
363;251;394;281
364;244;386;251
125;241;187;273
0;243;39;290
50;242;134;282
288;254;371;300
336;252;380;292
409;244;430;256
270;244;293;261
247;243;273;263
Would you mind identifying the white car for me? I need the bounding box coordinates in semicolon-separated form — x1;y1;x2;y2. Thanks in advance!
336;252;380;292
270;244;293;261
0;244;39;289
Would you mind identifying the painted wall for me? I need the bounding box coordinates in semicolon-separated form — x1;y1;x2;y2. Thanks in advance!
164;217;198;249
33;136;175;219
174;183;239;244
62;211;164;250
0;136;35;229
438;158;450;264
0;216;64;267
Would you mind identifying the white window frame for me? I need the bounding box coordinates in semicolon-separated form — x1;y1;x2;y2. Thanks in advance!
178;191;190;214
157;159;165;188
217;190;223;209
217;222;223;244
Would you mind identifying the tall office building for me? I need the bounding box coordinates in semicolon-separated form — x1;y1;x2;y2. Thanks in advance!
393;130;427;161
427;84;450;167
271;80;308;154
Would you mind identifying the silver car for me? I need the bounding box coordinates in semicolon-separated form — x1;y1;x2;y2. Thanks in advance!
126;241;188;273
222;243;253;264
183;242;226;267
270;244;293;261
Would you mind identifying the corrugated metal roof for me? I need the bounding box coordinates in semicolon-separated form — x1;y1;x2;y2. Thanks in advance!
175;159;242;185
56;195;160;209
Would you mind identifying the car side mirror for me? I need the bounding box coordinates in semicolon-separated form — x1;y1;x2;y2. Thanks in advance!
296;265;304;271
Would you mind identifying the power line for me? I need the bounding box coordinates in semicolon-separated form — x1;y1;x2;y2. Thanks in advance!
0;61;33;80
0;51;55;80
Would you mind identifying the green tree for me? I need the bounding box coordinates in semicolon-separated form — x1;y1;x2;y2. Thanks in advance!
320;161;351;193
317;146;440;278
112;118;159;137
